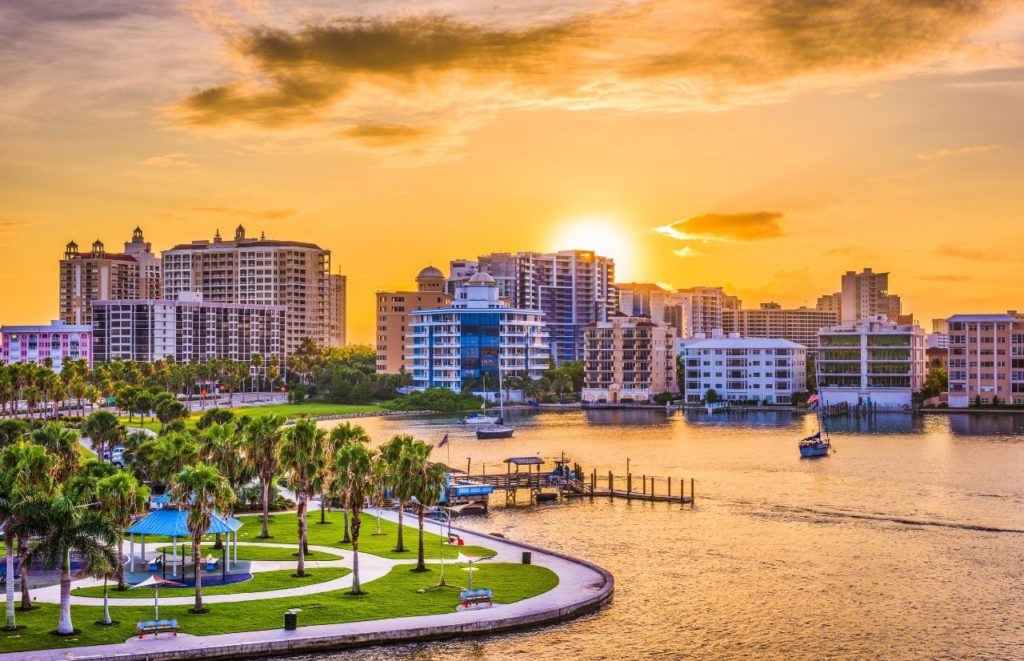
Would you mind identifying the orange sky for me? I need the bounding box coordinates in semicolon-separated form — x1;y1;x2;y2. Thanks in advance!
2;1;1023;344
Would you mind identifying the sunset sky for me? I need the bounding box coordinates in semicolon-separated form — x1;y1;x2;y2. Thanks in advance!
2;0;1023;344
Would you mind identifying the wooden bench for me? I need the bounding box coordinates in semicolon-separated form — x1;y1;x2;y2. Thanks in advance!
459;588;493;609
136;619;178;638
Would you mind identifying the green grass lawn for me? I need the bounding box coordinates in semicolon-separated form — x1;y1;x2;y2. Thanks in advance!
116;402;385;433
146;542;343;562
237;511;497;561
0;563;558;654
72;567;351;599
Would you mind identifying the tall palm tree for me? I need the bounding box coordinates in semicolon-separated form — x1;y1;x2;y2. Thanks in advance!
0;441;50;630
244;414;286;538
3;442;55;612
326;423;370;538
334;443;375;594
171;464;234;613
152;431;201;483
97;472;149;590
278;418;326;576
202;422;249;549
30;491;117;635
379;434;415;553
82;410;125;463
408;443;447;572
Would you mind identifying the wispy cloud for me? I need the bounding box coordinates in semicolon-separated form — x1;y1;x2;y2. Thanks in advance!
672;246;702;258
341;123;433;147
142;152;199;168
656;211;784;242
933;245;999;261
917;144;1001;161
193;206;299;220
919;274;970;282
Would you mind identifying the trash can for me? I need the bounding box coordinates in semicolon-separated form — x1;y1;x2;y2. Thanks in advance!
522;551;532;565
284;611;297;631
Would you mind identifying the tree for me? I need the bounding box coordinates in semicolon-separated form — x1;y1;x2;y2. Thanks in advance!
197;407;234;430
155;397;188;426
326;423;370;538
279;418;326;576
705;388;721;404
408;443;447;572
378;434;414;553
152;431;201;483
171;464;234;613
4;441;56;612
921;367;948;400
244;414;286;538
334;443;375;594
31;423;80;483
30;492;117;635
0;419;29;449
82;410;125;463
97;472;149;590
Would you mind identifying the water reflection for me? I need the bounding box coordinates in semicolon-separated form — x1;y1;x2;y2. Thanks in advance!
948;412;1024;437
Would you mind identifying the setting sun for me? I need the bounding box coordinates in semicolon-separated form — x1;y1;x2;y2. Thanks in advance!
551;217;635;280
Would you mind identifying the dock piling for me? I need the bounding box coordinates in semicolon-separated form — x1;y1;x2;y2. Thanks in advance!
642;474;646;495
608;471;613;500
627;473;632;501
691;478;695;508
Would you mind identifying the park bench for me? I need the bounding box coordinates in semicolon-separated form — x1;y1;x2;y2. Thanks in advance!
136;619;178;638
459;588;493;609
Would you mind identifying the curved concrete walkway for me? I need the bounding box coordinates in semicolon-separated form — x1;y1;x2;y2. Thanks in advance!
1;511;612;661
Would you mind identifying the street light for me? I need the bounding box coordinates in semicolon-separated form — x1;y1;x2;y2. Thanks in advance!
413;500;461;592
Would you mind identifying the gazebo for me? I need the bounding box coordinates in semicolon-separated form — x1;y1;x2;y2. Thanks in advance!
126;508;242;575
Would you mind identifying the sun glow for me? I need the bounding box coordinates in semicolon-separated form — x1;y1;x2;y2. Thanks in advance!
551;217;635;280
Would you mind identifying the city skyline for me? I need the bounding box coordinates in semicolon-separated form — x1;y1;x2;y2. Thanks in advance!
3;1;1024;344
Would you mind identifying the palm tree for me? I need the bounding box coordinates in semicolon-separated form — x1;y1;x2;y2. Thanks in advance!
31;423;80;483
202;422;249;549
326;423;370;538
31;491;118;635
97;472;149;590
279;418;326;576
152;431;201;482
3;442;55;613
171;464;234;613
0;441;50;630
408;443;447;572
244;414;286;538
379;434;414;553
82;410;125;463
334;443;375;594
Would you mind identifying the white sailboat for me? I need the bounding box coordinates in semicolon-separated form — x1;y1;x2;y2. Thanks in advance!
477;367;514;439
462;374;500;425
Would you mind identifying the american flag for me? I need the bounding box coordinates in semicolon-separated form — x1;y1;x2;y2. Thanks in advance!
438;433;449;448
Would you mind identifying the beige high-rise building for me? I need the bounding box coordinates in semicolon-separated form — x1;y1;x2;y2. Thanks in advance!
123;226;162;299
59;235;149;325
723;303;839;351
375;267;451;374
328;273;347;347
840;268;899;323
162;225;331;355
816;292;842;317
664;286;741;338
582;314;677;403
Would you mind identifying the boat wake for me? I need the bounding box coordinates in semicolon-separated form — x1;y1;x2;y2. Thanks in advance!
765;504;1024;535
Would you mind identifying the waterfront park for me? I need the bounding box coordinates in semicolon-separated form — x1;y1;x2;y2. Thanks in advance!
0;404;571;658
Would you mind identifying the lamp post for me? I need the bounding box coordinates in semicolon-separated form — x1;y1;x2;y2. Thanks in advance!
414;502;461;592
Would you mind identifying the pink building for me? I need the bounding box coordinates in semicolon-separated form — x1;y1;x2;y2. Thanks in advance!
1;321;93;372
947;312;1024;407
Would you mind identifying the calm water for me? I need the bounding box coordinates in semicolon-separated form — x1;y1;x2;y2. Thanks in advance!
294;410;1024;660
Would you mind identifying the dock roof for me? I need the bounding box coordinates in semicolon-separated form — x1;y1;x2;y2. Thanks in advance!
504;457;545;465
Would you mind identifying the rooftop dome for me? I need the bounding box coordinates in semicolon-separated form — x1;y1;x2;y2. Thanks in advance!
416;266;444;280
467;271;496;286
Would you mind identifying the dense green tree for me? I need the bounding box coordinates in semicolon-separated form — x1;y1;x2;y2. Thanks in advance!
171;464;234;613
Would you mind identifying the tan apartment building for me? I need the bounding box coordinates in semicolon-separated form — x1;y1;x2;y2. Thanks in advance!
375;266;450;374
162;226;332;355
328;273;347;347
582;314;677;403
59;235;150;325
723;303;839;352
947;312;1024;407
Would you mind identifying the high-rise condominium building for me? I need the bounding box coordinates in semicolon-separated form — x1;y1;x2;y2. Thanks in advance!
946;312;1024;407
817;316;925;408
1;321;93;372
59;228;161;325
722;303;839;352
91;294;285;367
445;259;479;296
816;292;842;317
469;250;615;363
582;314;677;403
375;267;451;374
408;272;549;392
615;283;669;318
162;226;331;355
677;334;807;404
328;273;347;347
663;286;741;338
839;268;902;323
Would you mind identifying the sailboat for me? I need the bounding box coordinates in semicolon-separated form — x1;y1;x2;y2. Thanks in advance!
462;374;500;425
799;386;831;457
477;367;514;439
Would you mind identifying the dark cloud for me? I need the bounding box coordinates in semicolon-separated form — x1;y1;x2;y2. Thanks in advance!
656;211;784;242
176;0;1010;129
193;207;299;220
342;123;432;147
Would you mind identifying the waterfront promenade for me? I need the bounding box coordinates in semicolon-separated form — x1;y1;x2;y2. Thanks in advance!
0;511;612;661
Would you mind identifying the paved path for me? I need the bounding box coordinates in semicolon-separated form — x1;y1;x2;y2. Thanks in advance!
1;511;612;661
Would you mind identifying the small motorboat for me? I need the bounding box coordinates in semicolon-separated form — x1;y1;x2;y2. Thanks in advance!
462;412;500;426
476;425;515;439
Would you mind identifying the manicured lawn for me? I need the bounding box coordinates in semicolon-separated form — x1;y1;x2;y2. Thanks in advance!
72;567;351;599
147;542;343;562
238;511;497;560
225;402;384;418
0;563;558;654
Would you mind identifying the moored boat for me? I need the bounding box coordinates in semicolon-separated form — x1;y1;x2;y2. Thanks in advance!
476;425;515;439
799;431;830;458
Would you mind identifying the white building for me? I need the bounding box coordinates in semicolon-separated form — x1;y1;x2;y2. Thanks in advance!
817;316;925;408
1;321;93;372
408;273;549;392
677;333;807;404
